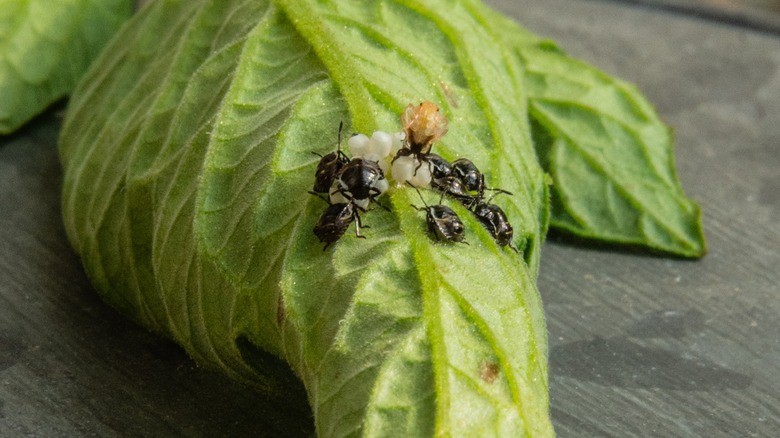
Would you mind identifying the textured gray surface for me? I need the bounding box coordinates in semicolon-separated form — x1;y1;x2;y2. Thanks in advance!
594;0;780;35
2;1;779;436
501;0;780;436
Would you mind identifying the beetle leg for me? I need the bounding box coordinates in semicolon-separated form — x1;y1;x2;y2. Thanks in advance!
412;156;424;175
391;147;411;164
375;200;391;212
371;190;391;211
353;209;368;239
307;191;330;204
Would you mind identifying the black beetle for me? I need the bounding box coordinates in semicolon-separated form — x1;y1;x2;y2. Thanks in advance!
426;154;473;204
312;201;366;250
408;183;466;243
331;157;389;211
430;174;474;205
451;158;484;194
311;122;350;194
470;199;517;252
425;153;452;180
430;157;512;206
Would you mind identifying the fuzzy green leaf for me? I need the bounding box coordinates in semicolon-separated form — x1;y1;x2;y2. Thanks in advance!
59;0;553;436
523;45;705;257
486;11;706;258
0;0;132;134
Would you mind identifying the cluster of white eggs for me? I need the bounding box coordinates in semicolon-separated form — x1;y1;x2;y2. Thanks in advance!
347;131;433;188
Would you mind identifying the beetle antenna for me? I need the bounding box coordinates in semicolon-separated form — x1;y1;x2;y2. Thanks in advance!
406;181;429;209
485;188;513;204
334;121;351;161
437;189;446;205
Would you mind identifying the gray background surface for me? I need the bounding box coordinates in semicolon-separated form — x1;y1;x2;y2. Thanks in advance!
2;0;779;436
506;1;780;436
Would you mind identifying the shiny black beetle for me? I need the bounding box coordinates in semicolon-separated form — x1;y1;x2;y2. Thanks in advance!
312;201;366;250
470;196;517;252
425;153;452;180
408;183;466;243
450;157;514;202
427;154;472;203
331;157;390;211
431;156;516;250
428;156;511;203
311;122;350;194
430;175;474;204
451;158;484;194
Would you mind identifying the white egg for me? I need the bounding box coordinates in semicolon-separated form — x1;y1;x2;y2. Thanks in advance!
409;162;432;188
390;131;405;156
391;155;416;185
373;178;389;196
348;133;370;157
368;131;393;158
363;153;388;174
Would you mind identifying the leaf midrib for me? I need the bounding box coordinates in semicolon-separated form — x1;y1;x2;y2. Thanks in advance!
262;2;553;435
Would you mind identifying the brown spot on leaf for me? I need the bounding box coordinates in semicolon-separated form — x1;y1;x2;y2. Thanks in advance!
480;362;500;384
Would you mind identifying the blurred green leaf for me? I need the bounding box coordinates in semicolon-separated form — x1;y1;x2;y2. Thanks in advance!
0;0;132;134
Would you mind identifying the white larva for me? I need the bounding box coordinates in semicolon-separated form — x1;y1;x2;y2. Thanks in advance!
353;198;370;210
329;184;350;205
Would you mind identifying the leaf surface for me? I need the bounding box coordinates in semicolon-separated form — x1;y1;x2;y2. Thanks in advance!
59;0;553;436
523;45;705;257
0;0;132;134
487;11;706;257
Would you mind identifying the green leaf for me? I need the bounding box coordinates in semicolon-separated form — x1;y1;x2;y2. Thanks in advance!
0;0;132;134
486;12;706;258
59;0;553;436
524;45;705;257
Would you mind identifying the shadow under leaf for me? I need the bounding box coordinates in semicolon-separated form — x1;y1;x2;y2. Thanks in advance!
551;337;752;391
